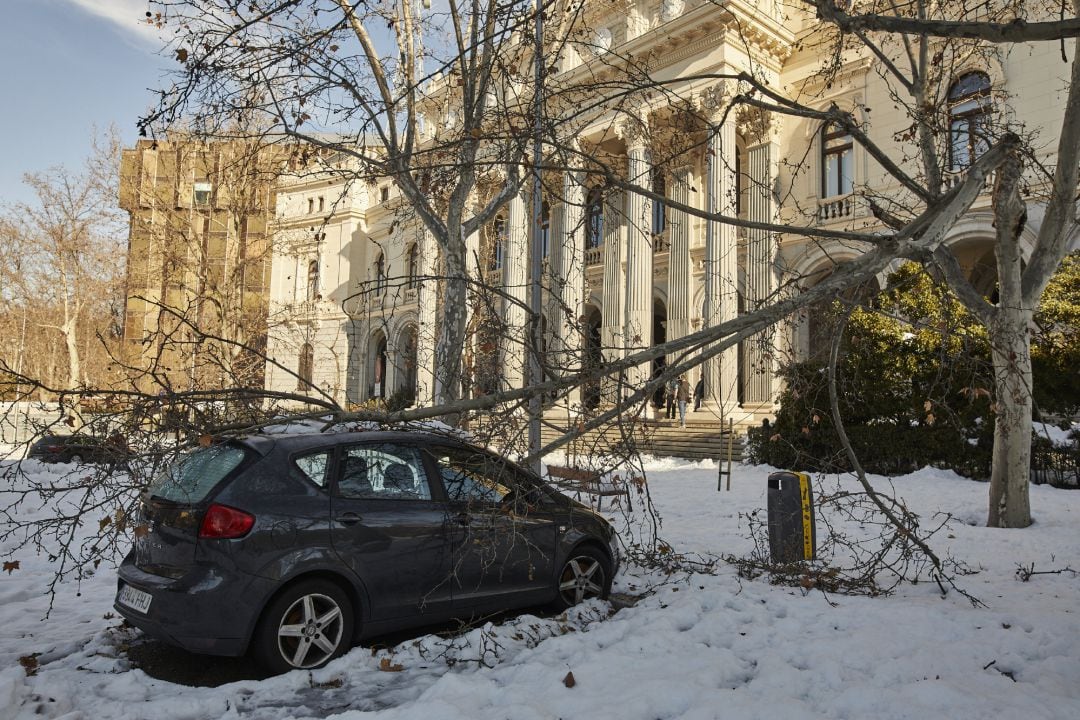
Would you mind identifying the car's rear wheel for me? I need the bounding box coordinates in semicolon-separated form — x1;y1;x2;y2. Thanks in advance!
554;546;611;610
253;579;354;674
69;454;84;465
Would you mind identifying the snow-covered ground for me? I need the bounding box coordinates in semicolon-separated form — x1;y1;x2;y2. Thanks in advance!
1;456;1078;720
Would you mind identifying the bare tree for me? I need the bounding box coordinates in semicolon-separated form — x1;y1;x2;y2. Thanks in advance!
0;132;126;404
143;0;547;413
800;0;1080;527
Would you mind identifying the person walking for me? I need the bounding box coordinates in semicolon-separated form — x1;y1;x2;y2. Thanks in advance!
676;375;690;427
693;377;704;411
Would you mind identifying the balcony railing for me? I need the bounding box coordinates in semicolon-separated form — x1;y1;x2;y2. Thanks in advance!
652;231;670;254
942;168;995;193
817;194;855;222
584;246;603;267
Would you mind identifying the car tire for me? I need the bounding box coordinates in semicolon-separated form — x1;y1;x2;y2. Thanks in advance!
252;579;354;674
69;454;84;465
553;546;611;610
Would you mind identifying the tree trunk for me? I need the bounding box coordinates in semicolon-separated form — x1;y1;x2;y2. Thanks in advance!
987;145;1032;529
433;231;468;417
987;308;1034;527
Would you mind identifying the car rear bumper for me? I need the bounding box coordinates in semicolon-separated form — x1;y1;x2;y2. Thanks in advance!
115;552;273;657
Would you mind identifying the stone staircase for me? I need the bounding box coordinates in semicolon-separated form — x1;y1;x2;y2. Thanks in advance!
539;411;743;463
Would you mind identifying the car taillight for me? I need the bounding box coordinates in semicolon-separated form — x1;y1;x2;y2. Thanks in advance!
199;504;255;539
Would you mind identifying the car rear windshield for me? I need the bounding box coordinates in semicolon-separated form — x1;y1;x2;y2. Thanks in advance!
148;444;249;504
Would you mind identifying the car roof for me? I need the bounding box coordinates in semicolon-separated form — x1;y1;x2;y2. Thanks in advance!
234;429;481;456
36;434;95;443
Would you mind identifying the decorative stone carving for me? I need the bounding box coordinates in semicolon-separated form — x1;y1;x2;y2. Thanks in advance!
615;113;650;150
696;82;731;121
737;106;779;145
592;27;612;55
661;0;685;23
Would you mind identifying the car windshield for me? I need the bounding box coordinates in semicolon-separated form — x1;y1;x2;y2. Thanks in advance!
148;444;248;503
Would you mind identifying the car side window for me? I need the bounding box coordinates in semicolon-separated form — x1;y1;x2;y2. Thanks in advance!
338;444;432;501
294;450;332;488
428;448;515;505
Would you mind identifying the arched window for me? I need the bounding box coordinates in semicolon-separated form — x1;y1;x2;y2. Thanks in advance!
821;122;853;198
374;253;386;295
651;170;666;235
489;216;506;270
540;200;551;258
406;244;419;289
298;343;314;390
948;72;992;171
586;188;604;248
306;259;319;301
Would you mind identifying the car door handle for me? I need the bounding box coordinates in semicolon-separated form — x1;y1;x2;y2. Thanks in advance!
335;512;362;526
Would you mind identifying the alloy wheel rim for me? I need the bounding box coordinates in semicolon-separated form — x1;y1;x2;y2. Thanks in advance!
559;556;605;605
276;593;345;669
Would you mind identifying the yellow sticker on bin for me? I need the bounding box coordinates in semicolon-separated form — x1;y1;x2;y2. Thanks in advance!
797;472;813;560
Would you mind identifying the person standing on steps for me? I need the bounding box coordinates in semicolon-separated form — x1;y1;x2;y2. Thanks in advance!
665;376;677;420
676;375;690;428
693;377;704;411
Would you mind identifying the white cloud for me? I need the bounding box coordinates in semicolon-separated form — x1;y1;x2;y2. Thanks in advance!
60;0;166;47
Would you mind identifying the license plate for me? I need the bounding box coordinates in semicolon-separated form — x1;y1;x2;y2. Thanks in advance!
117;583;152;614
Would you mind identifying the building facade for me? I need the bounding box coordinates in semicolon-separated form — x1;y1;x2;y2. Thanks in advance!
120;138;280;393
264;1;1075;422
265;159;422;408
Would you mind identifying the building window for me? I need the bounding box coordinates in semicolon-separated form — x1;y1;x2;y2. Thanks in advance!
489;216;506;270
586;188;604;248
318;196;325;212
307;198;314;214
406;243;419;289
374;252;386;295
948;72;992;171
380;186;390;203
821;122;853;198
306;259;319;301
651;170;666;235
540;200;551;258
193;181;212;206
298;343;314;390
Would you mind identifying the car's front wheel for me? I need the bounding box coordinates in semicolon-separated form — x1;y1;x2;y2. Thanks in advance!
68;454;84;465
252;579;354;674
554;546;611;610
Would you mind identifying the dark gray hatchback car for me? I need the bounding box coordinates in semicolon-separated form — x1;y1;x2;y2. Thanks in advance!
115;430;618;673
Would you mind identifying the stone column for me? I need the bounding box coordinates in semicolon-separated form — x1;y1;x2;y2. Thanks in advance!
623;128;653;390
555;168;585;407
415;228;439;406
702;85;740;416
503;189;528;390
744;131;780;407
600;189;625;402
666;166;692;352
463;212;480;399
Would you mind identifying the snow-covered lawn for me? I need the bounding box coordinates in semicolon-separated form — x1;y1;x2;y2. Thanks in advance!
1;457;1078;719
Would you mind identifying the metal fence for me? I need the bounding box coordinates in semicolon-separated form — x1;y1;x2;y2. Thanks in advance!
1031;443;1080;488
0;402;65;446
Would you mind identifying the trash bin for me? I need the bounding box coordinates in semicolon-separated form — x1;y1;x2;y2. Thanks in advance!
767;471;816;563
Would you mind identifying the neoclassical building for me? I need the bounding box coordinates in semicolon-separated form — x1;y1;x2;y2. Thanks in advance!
264;1;1076;423
265;158;423;407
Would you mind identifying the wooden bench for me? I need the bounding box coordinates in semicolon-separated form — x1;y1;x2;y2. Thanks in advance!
545;465;631;511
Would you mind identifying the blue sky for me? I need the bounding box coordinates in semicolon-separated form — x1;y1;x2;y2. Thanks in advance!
0;0;169;206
